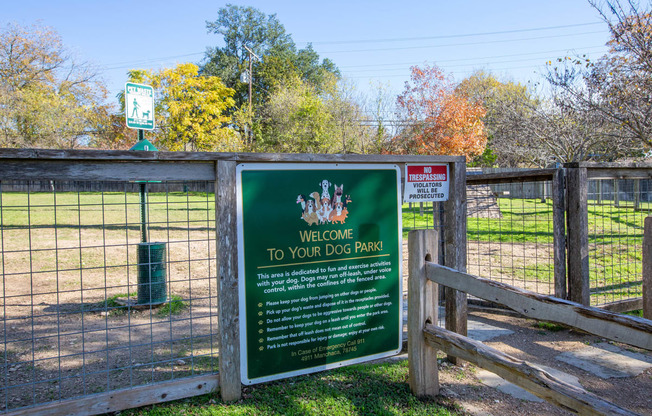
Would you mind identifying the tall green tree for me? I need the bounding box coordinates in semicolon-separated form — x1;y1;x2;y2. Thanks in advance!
202;4;339;140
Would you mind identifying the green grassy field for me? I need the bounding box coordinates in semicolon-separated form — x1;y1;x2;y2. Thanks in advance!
0;192;645;304
402;198;646;303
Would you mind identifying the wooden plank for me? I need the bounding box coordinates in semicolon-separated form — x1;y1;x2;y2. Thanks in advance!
407;230;439;398
426;263;652;350
443;161;467;364
466;169;556;185
0;160;215;181
5;374;218;416
569;161;652;170
644;217;652;320
0;148;464;164
552;169;567;299
216;160;241;401
423;325;638;416
566;167;590;306
587;168;652;180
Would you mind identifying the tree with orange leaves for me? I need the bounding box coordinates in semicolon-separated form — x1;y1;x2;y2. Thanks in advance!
387;64;487;159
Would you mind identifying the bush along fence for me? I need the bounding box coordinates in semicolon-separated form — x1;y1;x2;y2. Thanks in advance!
0;149;467;415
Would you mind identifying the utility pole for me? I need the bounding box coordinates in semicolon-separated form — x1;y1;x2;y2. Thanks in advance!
243;45;260;143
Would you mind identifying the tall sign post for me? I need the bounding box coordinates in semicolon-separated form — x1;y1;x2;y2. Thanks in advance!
237;163;403;384
125;83;165;305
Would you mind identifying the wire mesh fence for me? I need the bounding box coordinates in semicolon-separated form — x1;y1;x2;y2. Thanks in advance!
587;178;650;306
466;179;556;297
0;180;217;413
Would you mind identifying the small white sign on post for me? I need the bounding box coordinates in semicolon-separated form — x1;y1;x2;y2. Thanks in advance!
125;82;155;130
403;164;449;203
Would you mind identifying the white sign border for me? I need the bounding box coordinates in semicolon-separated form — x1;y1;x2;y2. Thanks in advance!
403;163;450;203
236;162;403;385
125;82;155;130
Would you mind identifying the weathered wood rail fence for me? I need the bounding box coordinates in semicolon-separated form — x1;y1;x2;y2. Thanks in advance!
2;149;652;415
469;163;652;311
408;229;652;415
0;149;467;416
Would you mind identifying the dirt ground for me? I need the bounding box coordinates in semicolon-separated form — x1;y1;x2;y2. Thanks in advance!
430;310;652;416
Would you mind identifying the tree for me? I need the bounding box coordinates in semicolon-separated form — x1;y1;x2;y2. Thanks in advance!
256;75;375;154
546;0;652;154
257;76;337;153
388;64;487;158
457;71;537;166
0;23;110;148
125;63;239;152
202;4;339;140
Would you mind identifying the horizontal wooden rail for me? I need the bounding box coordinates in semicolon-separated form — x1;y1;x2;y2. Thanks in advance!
425;263;652;350
0;148;464;164
424;325;638;416
5;374;218;416
466;169;556;185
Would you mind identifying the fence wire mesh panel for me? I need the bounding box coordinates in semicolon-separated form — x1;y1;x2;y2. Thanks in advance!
466;179;555;297
587;178;649;306
0;180;217;413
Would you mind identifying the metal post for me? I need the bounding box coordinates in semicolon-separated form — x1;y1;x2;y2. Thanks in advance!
139;182;148;243
137;129;148;243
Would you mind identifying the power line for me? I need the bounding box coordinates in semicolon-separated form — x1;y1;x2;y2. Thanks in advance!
97;25;608;72
338;45;608;69
322;30;607;54
343;51;607;74
300;21;604;45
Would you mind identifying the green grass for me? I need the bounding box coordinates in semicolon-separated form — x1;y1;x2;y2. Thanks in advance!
84;292;137;316
532;321;567;332
403;198;648;303
2;192;647;305
120;360;460;416
624;309;643;318
157;294;187;317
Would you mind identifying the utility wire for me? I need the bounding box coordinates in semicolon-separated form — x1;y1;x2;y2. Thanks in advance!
99;27;607;71
300;21;604;45
338;45;607;69
322;31;607;54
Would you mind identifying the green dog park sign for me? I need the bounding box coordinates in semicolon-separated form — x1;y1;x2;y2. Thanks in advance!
237;163;403;384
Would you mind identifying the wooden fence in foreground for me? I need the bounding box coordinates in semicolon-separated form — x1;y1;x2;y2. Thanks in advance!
408;229;652;416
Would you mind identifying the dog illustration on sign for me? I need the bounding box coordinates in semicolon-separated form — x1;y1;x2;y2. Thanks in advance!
296;181;351;226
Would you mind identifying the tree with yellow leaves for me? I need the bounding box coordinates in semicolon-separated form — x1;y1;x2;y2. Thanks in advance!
125;63;240;152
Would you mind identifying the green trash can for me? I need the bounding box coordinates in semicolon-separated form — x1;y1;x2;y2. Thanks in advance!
137;242;167;305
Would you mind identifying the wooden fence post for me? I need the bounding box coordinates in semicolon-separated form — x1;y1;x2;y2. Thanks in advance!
614;179;620;207
408;230;439;398
643;217;652;320
443;160;467;363
216;160;241;401
552;169;567;299
566;166;590;306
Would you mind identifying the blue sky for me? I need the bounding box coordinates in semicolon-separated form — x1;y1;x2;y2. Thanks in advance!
3;0;612;105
